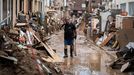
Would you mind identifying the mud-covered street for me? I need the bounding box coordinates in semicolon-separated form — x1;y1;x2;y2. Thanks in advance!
1;0;134;75
48;30;129;75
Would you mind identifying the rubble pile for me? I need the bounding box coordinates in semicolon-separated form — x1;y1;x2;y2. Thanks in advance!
92;12;134;73
0;30;37;75
0;26;63;75
110;29;134;72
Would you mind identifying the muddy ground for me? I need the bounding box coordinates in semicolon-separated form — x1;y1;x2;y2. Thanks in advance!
48;30;130;75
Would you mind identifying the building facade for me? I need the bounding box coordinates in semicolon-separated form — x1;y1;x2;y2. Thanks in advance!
115;0;134;16
0;0;47;27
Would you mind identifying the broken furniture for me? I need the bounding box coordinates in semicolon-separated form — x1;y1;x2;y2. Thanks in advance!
116;15;134;29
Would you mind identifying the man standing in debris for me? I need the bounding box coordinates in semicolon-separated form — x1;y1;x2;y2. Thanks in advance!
62;19;77;58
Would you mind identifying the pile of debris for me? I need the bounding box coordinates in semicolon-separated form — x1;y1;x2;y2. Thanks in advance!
0;23;63;75
94;25;134;73
0;30;38;75
110;29;134;72
93;12;134;73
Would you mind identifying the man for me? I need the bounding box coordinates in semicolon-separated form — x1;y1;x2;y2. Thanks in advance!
62;19;77;58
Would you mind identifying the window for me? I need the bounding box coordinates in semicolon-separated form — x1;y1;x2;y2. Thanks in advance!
129;2;134;16
120;3;126;11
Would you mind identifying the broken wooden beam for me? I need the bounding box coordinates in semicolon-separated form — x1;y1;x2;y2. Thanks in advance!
33;32;63;62
36;59;52;75
101;32;115;47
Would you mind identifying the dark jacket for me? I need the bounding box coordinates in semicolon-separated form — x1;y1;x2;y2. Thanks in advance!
63;22;76;39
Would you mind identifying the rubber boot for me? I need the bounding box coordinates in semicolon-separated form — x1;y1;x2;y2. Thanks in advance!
63;49;68;58
70;49;73;57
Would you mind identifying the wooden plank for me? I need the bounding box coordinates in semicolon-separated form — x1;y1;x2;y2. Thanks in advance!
16;23;27;26
121;62;130;72
112;40;118;48
33;33;63;62
33;33;54;57
42;57;55;62
101;32;115;47
79;20;85;31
